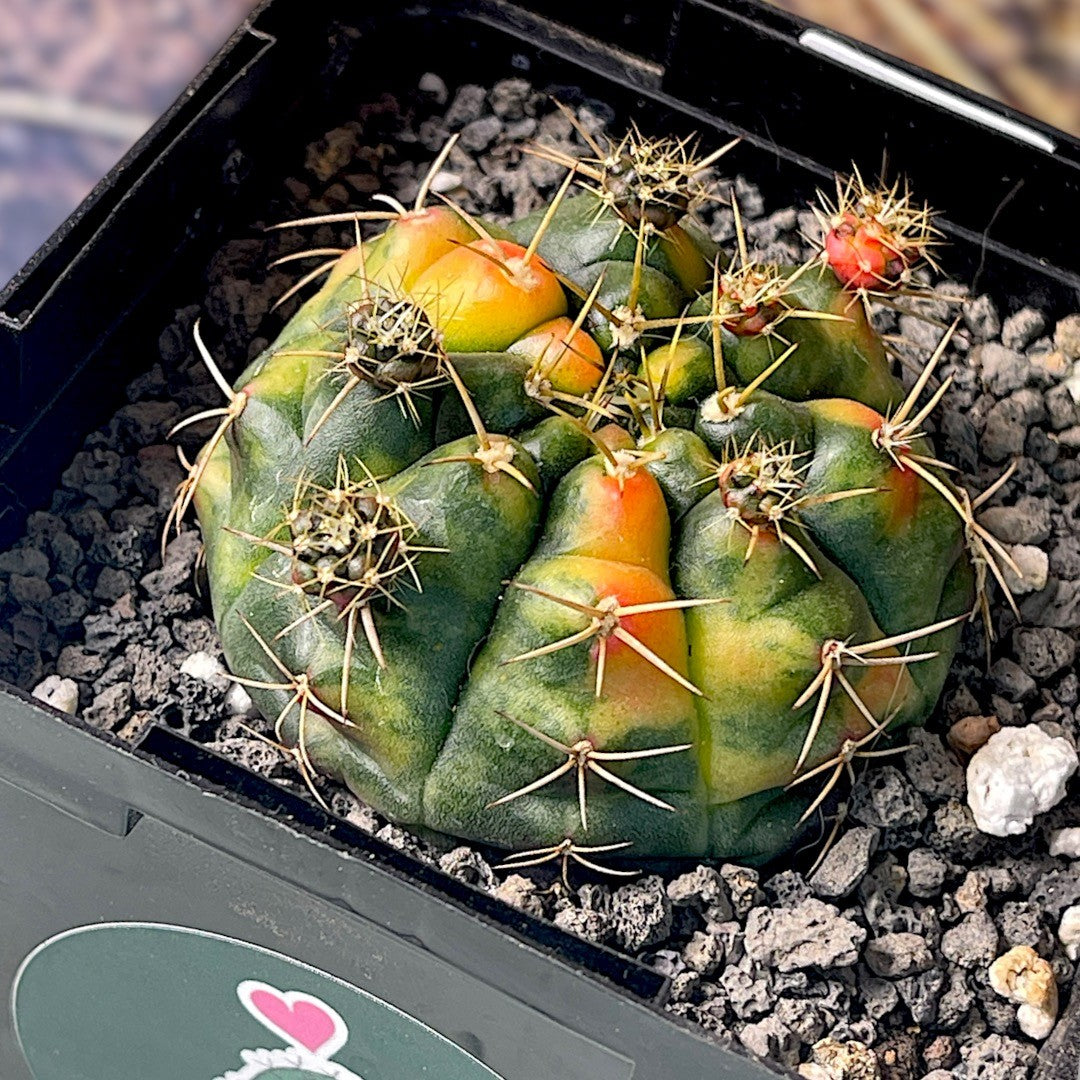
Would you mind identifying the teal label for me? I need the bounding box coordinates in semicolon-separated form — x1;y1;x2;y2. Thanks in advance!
13;923;505;1080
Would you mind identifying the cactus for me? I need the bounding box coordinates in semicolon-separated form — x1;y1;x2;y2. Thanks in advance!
175;122;1013;872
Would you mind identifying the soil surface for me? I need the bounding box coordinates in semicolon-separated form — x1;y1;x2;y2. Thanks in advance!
4;69;1080;1080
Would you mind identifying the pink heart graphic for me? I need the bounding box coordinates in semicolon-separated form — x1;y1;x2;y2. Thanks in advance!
248;988;339;1054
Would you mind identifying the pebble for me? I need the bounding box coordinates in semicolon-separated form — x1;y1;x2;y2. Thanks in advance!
179;650;227;685
1058;906;1080;960
224;682;258;717
745;899;867;972
1049;827;1080;859
948;715;1001;757
31;673;78;714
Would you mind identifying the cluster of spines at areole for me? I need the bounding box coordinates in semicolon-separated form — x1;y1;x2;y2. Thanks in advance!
166;105;1021;882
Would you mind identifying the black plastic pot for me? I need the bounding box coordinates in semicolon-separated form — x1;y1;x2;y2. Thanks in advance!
1;2;1078;1078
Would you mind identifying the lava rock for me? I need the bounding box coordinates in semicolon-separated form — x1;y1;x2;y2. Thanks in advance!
439;847;496;889
745;899;867;972
1030;866;1080;918
667;865;732;919
864;933;935;979
720;863;764;917
720;963;773;1020
960;1033;1037;1079
443;83;487;128
683;930;725;976
1003;307;1048;351
981;398;1029;460
977;343;1029;395
553;886;613;945
1013;627;1077;680
83;681;132;731
611;875;673;953
940;911;999;969
893;965;947;1028
936;967;976;1031
907;849;951;899
850;767;927;837
417;72;448;105
811;828;880;899
964;294;1001;341
739;1016;800;1068
922;1035;958;1072
998;902;1054;954
980;498;1053;545
992;658;1038;701
904;729;966;800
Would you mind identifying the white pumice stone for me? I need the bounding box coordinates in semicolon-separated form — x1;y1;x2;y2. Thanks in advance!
180;650;227;684
1002;544;1049;595
967;725;1078;836
225;682;259;718
1059;906;1080;961
1049;827;1080;859
31;674;79;715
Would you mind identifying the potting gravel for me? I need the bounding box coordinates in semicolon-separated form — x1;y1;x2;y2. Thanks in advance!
4;68;1080;1080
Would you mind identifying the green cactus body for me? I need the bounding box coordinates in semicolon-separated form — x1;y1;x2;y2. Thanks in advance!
186;142;975;865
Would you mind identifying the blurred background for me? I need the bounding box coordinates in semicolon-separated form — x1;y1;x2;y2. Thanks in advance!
0;0;1078;292
0;0;256;290
767;0;1080;136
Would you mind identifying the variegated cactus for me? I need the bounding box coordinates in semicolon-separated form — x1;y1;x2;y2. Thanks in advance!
172;118;1012;874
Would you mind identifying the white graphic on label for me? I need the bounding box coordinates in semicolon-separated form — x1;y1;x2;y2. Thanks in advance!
214;981;364;1080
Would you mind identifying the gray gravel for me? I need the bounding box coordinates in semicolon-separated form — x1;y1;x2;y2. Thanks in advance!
2;69;1080;1080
